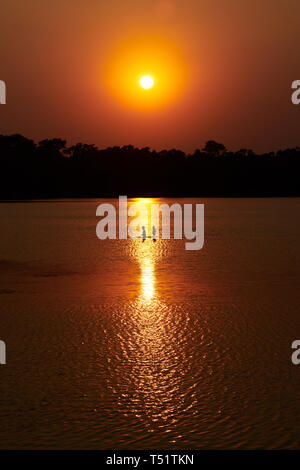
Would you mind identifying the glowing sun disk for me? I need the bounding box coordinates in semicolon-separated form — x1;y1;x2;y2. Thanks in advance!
140;75;154;89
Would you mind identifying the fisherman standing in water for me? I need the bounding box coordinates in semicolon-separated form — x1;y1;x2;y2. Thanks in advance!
142;226;147;242
141;225;156;242
152;225;156;242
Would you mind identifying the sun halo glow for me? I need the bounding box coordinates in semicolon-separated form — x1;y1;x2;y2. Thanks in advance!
104;36;187;110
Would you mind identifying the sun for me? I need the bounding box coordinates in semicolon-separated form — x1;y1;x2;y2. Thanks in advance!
104;35;188;109
140;75;154;89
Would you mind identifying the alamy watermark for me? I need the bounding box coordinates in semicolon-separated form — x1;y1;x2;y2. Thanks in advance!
0;80;6;104
291;80;300;105
0;340;6;365
96;196;204;250
291;340;300;365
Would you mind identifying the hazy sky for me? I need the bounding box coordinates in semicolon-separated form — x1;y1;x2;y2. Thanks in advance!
1;0;299;152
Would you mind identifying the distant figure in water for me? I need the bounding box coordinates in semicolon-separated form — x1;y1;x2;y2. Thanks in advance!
152;225;156;242
142;226;147;242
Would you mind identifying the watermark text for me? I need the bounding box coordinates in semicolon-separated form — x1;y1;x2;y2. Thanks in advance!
0;340;6;365
0;80;6;104
96;196;204;251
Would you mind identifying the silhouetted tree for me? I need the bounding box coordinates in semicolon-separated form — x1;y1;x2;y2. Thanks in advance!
0;133;300;198
203;140;227;156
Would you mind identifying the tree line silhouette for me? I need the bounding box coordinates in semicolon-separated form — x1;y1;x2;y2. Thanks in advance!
0;133;299;198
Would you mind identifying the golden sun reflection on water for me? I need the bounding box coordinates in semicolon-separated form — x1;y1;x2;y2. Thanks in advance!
115;198;196;437
141;257;155;300
129;198;158;300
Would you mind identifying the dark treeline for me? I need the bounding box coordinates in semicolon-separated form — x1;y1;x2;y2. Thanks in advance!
0;134;299;198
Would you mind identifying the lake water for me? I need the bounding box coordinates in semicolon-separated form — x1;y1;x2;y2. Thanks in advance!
0;198;299;449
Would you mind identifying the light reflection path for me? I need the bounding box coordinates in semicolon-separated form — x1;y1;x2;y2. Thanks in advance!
130;197;158;300
110;199;196;442
141;257;155;300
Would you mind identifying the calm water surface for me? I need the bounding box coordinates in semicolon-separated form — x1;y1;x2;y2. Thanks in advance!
0;198;299;449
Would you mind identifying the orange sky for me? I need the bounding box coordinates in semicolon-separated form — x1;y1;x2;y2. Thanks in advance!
0;0;299;152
